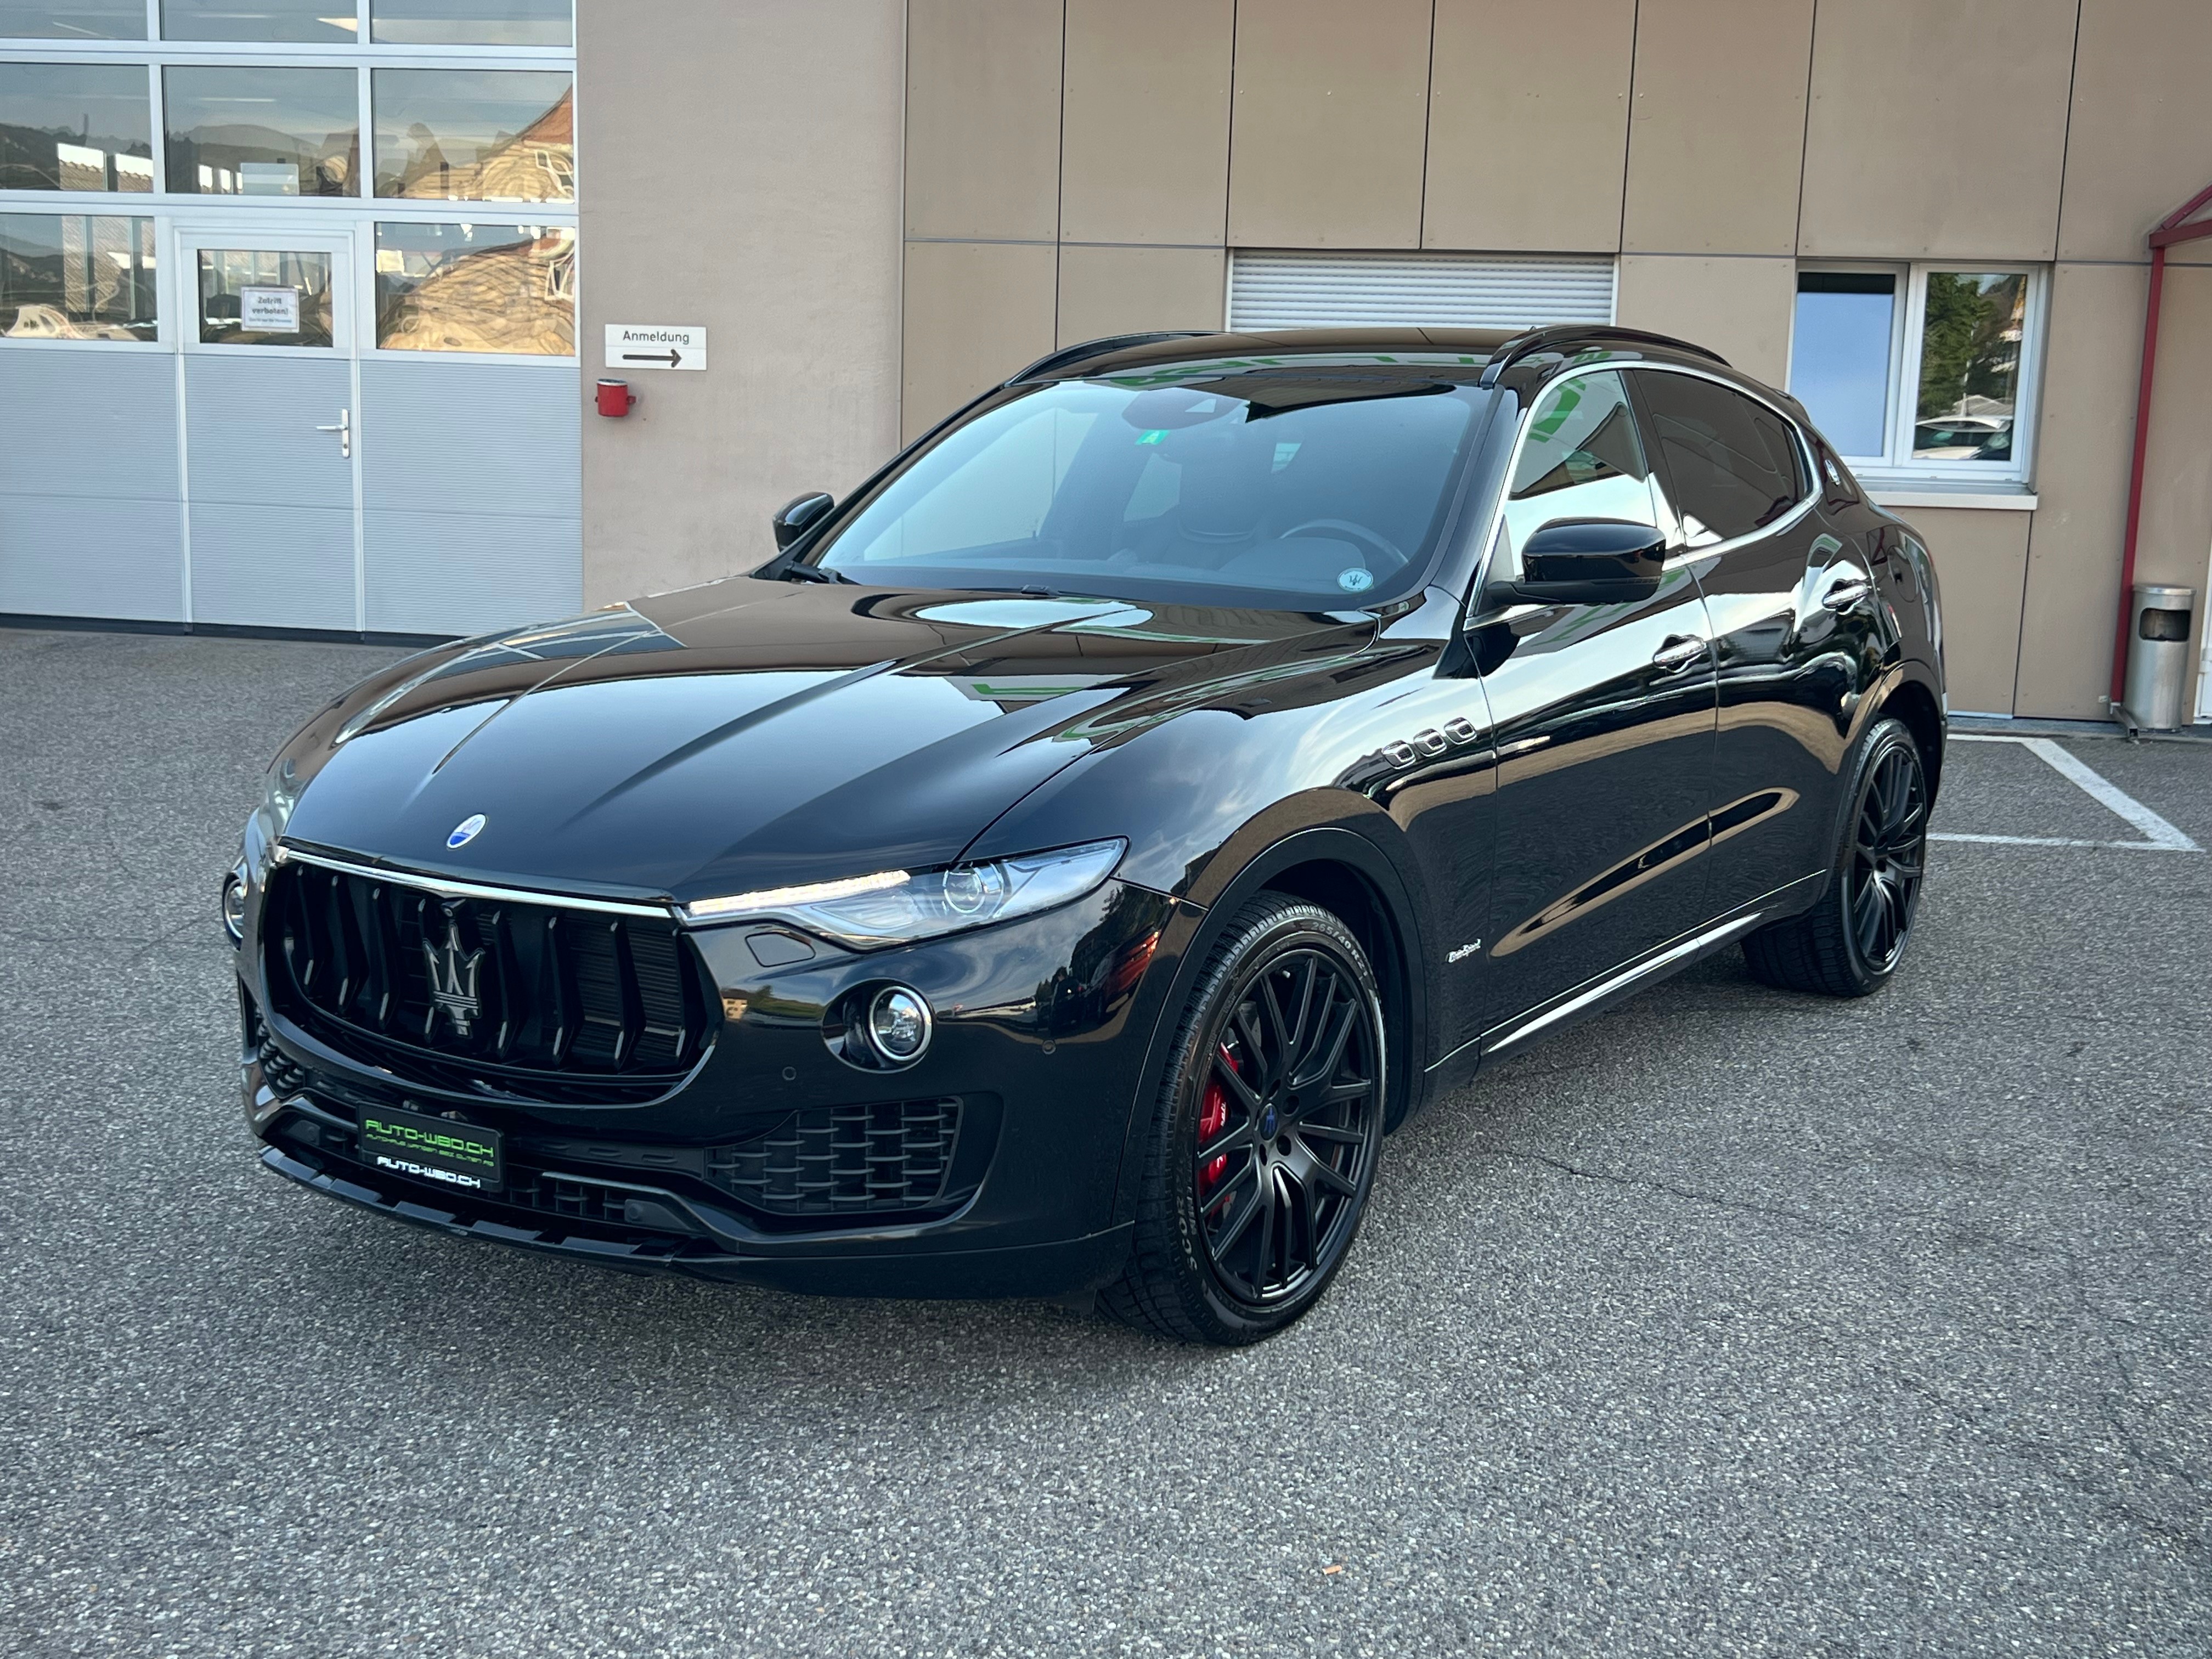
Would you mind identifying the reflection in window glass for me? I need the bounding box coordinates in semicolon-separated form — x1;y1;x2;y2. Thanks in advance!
373;69;572;201
165;65;357;197
0;63;154;191
0;3;146;37
1912;272;2027;464
815;379;1480;608
1790;272;1895;459
371;0;570;46
374;221;574;354
0;213;156;340
197;247;334;346
1503;370;1653;566
1637;373;1804;546
160;0;356;41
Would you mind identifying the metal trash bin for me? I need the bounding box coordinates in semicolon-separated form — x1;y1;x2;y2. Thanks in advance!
2122;582;2197;731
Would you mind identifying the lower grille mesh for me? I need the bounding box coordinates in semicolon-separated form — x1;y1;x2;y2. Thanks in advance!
708;1100;963;1216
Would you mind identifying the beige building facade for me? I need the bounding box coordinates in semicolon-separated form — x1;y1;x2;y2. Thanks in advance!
580;0;2212;724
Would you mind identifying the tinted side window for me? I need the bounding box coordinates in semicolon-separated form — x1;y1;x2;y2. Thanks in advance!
1502;370;1654;568
1634;372;1807;546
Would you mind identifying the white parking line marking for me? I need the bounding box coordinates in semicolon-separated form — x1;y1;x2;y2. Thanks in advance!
1934;735;2202;853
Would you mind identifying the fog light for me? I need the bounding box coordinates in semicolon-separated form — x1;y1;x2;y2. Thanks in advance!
221;870;247;944
866;986;932;1065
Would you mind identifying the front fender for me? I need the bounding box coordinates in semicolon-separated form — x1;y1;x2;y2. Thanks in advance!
1100;816;1436;1228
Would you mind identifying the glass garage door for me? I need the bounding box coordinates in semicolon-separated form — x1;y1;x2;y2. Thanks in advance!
0;3;580;638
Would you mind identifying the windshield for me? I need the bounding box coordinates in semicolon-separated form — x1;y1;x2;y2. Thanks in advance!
808;374;1489;608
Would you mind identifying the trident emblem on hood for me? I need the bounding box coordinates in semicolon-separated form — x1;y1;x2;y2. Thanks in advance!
422;915;485;1037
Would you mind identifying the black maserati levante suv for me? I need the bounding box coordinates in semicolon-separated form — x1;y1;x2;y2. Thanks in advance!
230;325;1944;1344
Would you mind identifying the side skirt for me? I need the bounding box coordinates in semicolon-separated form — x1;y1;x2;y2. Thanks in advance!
1464;871;1826;1069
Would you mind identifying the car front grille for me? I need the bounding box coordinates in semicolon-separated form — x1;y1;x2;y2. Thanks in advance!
262;857;715;1106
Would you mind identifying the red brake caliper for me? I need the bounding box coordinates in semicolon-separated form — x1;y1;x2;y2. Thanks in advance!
1197;1044;1233;1202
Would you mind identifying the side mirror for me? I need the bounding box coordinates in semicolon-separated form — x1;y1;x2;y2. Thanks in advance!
771;491;834;550
1485;518;1666;607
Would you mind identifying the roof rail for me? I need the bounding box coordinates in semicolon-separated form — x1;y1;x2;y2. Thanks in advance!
1478;325;1730;387
1006;331;1212;385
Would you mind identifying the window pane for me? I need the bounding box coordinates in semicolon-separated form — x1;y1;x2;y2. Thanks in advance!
1912;272;2027;465
375;221;574;354
1790;272;1894;458
815;379;1481;608
0;63;154;191
373;69;572;201
165;65;358;196
1;212;156;339
0;3;146;37
1504;371;1655;563
196;247;333;346
160;0;357;42
1637;373;1805;546
371;0;569;46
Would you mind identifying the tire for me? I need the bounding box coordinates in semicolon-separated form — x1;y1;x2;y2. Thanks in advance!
1743;715;1930;998
1101;895;1387;1345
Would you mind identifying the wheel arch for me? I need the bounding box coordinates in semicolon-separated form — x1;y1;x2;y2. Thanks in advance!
1107;822;1435;1228
1881;674;1946;802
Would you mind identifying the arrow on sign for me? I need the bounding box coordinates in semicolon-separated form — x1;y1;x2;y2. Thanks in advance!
623;349;682;366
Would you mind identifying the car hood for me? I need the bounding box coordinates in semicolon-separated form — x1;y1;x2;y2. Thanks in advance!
276;575;1378;904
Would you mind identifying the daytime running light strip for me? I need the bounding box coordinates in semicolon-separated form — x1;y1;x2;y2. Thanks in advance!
681;868;911;921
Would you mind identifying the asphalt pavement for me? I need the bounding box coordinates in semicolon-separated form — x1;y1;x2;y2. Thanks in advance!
2;624;2208;1657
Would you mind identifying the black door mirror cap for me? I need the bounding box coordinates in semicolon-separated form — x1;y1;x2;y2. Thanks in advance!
1523;517;1667;561
771;490;836;550
1480;517;1666;609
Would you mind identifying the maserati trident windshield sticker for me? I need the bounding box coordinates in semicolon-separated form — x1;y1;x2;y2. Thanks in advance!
1338;568;1375;593
447;812;486;848
422;917;486;1036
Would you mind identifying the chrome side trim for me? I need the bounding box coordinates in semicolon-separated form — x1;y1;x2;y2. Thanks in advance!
1481;910;1768;1062
272;843;675;920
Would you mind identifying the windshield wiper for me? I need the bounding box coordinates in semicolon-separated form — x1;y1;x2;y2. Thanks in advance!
781;562;849;584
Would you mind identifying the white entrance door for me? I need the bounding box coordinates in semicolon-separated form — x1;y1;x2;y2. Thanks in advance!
177;224;363;631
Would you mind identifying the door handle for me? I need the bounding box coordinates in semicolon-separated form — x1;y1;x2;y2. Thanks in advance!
1821;575;1874;613
314;408;351;460
1651;634;1708;673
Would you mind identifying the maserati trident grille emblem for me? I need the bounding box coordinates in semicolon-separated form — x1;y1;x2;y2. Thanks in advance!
422;916;486;1037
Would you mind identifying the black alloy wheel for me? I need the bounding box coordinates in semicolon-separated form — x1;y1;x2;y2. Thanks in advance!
1744;715;1931;997
1104;895;1386;1344
1848;738;1928;972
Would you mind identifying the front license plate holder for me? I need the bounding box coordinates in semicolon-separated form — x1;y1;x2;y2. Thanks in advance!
357;1104;504;1192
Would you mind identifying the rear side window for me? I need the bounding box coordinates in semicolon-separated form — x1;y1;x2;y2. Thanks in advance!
1633;371;1807;547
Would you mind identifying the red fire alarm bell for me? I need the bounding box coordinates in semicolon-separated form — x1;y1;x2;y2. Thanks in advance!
596;379;637;417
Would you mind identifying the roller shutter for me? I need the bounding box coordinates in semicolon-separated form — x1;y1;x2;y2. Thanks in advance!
1227;250;1617;331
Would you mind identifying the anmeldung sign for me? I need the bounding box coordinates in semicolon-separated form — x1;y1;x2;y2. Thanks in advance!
240;286;300;333
604;324;707;371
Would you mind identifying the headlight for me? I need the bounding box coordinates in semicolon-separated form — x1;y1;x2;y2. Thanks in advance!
678;838;1127;949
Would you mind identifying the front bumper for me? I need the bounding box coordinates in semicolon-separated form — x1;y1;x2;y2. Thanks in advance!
255;1144;1135;1296
239;878;1199;1298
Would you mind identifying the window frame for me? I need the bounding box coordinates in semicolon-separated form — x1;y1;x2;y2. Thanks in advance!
1624;363;1818;554
1789;259;2046;490
0;7;576;358
1472;362;1820;605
